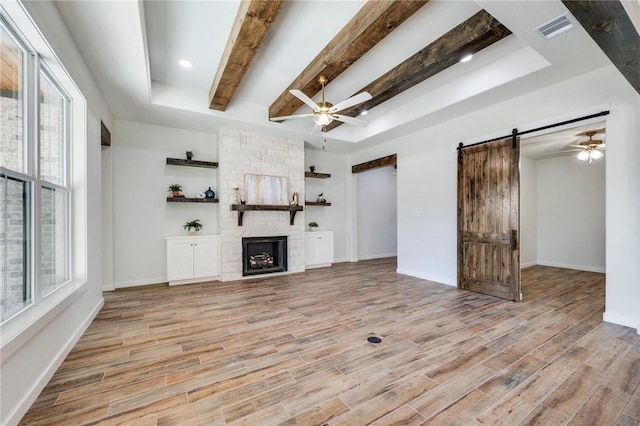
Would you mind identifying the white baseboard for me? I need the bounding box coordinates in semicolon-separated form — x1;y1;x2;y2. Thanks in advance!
521;261;537;269
305;263;331;270
114;277;166;288
536;261;605;273
101;283;115;292
396;268;456;287
7;298;103;426
169;276;220;286
603;311;640;332
358;253;397;261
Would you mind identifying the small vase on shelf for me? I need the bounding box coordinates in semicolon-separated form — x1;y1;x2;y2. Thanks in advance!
205;187;215;198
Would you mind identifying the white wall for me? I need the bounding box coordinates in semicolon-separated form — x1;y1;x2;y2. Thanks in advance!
0;2;110;424
520;156;538;267
357;166;397;260
395;138;457;285
304;149;351;262
111;120;218;287
536;154;605;272
101;146;114;290
350;65;639;330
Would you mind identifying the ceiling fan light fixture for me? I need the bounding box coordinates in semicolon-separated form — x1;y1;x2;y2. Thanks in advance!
590;149;604;160
576;150;590;161
313;112;333;126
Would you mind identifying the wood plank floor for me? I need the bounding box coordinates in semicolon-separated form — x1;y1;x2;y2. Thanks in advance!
20;259;640;425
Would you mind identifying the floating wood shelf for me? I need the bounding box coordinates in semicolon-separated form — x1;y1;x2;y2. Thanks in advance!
305;202;332;206
231;204;303;226
167;197;219;203
166;158;219;168
305;172;331;179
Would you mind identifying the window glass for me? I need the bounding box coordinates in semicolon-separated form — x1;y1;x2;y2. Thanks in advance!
40;185;68;296
39;70;65;186
0;174;32;321
0;23;26;173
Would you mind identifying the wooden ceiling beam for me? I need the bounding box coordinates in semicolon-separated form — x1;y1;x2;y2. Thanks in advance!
209;0;284;111
562;0;640;95
323;10;511;132
268;0;429;120
352;154;397;173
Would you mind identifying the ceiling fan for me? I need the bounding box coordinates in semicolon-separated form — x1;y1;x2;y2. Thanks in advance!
557;129;606;165
270;76;372;132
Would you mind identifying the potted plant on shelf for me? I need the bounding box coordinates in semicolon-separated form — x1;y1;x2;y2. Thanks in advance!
168;184;184;197
185;151;194;161
184;219;203;235
308;221;319;231
309;165;316;173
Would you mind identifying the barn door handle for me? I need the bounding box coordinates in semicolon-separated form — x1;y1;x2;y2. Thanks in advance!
511;230;518;250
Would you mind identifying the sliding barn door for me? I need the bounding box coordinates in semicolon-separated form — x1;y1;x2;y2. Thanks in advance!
458;136;521;301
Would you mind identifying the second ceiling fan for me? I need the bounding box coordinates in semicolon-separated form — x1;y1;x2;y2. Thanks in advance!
556;129;606;165
270;76;372;132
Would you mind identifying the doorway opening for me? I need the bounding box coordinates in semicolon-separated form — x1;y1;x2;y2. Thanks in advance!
352;155;397;266
519;121;606;298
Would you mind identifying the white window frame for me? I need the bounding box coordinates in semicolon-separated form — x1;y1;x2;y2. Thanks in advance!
0;1;88;347
37;64;72;299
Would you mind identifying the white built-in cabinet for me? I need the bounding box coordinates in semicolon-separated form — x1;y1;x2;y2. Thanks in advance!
166;235;220;285
305;231;334;268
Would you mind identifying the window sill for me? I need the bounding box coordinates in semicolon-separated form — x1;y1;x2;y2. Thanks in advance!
0;278;92;363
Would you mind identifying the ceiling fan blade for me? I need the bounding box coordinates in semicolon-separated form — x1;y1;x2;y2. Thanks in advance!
290;90;320;110
330;92;372;113
332;114;366;126
568;144;586;148
554;149;581;153
598;144;606;149
270;113;314;121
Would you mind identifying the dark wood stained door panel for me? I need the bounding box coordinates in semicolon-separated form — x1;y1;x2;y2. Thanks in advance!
458;137;520;300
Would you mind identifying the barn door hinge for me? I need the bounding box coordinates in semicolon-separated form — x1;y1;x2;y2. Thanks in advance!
457;142;463;159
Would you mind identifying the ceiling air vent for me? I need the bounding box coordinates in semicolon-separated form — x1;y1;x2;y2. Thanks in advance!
535;14;574;39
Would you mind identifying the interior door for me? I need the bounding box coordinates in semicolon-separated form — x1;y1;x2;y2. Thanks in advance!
457;136;521;301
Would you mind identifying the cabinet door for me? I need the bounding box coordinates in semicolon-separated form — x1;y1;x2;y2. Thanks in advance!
167;239;195;281
316;233;334;264
193;237;220;278
305;233;319;266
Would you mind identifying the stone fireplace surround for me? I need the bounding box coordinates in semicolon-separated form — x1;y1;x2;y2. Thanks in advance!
218;128;305;281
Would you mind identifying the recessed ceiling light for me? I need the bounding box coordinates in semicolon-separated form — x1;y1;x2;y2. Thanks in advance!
460;54;473;63
360;110;368;116
179;59;192;68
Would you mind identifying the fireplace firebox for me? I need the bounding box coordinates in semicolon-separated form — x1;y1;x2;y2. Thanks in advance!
242;236;287;276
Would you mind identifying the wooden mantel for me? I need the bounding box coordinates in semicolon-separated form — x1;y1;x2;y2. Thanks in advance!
230;204;303;226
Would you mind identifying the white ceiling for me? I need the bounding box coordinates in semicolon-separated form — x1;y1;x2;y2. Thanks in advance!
53;0;615;154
